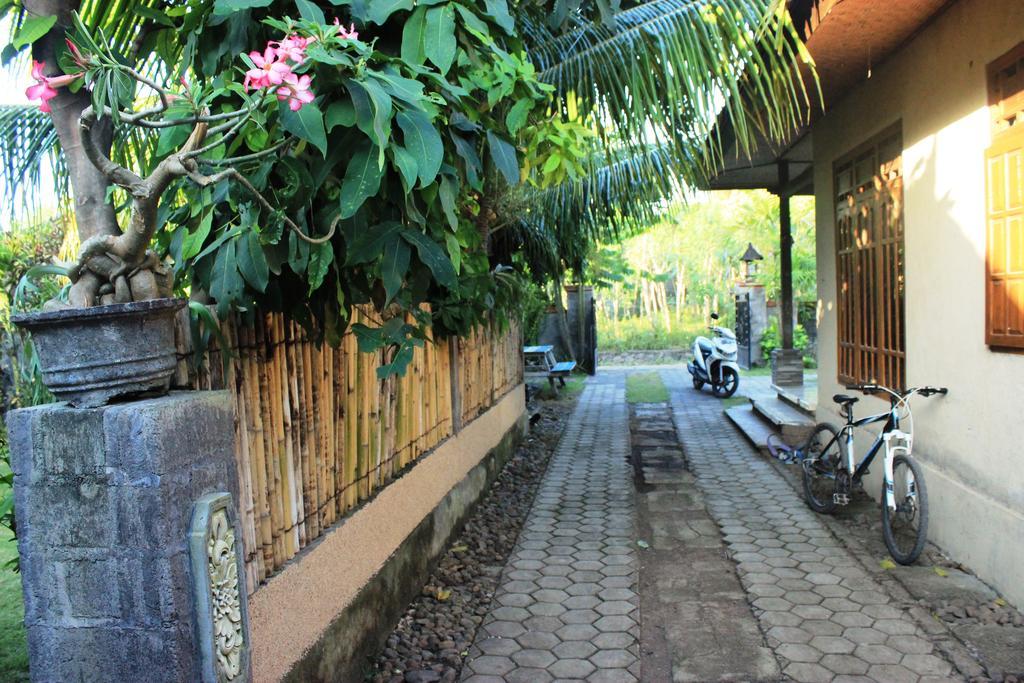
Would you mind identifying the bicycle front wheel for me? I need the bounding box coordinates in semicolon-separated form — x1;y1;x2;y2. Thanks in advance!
882;454;929;565
801;423;843;514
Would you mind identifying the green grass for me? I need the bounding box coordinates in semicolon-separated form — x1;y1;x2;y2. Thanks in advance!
0;521;28;682
626;372;669;403
597;314;709;353
536;374;586;401
720;396;749;410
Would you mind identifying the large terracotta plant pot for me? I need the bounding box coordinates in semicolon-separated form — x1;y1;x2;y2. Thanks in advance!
13;298;186;408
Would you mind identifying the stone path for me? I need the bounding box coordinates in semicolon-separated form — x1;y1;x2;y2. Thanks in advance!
461;377;639;682
661;368;961;683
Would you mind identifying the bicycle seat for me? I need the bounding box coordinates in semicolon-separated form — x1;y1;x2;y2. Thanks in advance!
832;394;859;406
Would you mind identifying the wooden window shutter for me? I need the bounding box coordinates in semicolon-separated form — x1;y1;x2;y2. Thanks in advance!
985;126;1024;349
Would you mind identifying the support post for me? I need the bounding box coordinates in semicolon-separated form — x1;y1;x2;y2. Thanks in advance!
772;161;804;386
779;162;794;350
5;391;249;682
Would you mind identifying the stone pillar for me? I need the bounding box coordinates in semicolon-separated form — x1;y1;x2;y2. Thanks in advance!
565;285;595;374
771;348;805;387
733;282;768;366
5;391;249;683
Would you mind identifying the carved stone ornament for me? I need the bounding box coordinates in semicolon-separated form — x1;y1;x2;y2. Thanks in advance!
190;492;251;683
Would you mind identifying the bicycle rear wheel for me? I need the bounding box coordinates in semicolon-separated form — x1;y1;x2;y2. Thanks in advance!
882;454;929;564
801;423;843;513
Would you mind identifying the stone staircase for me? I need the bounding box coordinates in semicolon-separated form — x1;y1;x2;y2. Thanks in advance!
725;388;816;453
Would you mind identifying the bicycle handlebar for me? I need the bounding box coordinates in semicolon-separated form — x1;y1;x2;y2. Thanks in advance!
846;384;948;398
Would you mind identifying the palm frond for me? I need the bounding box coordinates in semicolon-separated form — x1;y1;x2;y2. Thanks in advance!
526;0;813;181
0;105;66;216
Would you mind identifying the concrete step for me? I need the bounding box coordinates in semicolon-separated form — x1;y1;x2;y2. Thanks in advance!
773;383;817;418
750;395;815;444
724;405;776;453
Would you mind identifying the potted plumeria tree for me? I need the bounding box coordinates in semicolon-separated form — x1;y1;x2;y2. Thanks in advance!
11;0;574;407
14;15;366;406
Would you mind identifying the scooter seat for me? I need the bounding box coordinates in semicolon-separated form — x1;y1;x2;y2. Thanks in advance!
832;394;859;406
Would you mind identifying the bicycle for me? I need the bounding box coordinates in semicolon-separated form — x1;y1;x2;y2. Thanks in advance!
800;383;948;565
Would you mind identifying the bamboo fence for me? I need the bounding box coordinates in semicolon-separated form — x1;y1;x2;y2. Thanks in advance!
174;306;522;592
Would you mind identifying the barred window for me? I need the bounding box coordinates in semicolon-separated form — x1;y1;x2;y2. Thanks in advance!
986;43;1024;350
834;127;905;389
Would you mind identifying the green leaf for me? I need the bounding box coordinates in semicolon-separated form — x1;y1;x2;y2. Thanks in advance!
347;78;393;154
157;124;192;157
213;0;273;15
280;101;327;157
13;15;58;48
391;145;419;191
401;6;427;65
381;235;410;303
236;229;270;292
401;229;457;289
339;141;385;218
450;132;481;187
325;100;355;130
396;110;442;187
486;131;519;185
453;4;489;36
182;211;213;260
377;342;416;379
344;221;401;265
288;229;311;273
210;238;243;318
505;98;531;136
439;175;458;230
307;241;334;294
295;0;326;23
445;231;461;274
368;0;412;24
483;0;514;33
424;4;456;75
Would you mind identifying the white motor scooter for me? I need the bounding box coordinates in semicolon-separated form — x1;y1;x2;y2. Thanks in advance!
687;313;740;398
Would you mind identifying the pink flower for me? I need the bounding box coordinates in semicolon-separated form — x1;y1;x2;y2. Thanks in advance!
272;35;311;64
243;48;292;91
65;39;88;69
276;74;315;111
333;18;359;40
25;61;82;113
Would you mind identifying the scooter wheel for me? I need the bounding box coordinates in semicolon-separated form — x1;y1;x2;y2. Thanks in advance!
692;376;704;390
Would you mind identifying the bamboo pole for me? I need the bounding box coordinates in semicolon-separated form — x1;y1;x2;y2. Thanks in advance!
345;315;359;509
285;319;311;545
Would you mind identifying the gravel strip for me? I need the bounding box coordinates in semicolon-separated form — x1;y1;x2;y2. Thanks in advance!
366;398;575;683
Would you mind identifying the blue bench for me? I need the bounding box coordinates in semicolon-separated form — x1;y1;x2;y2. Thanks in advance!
524;345;577;391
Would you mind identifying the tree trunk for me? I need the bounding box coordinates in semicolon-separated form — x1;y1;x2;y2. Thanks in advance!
553;275;576;362
26;0;120;244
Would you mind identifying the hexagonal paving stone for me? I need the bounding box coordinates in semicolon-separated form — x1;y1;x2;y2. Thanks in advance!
485;621;526;638
801;619;844;637
587;669;638;683
809;636;855;655
528;602;567;617
777;643;823;663
875;619;917;636
595;600;635;616
555;623;600;641
560;609;599;625
467;655;516;676
854;643;903;665
511;649;557;668
566;582;602;597
522;616;562;633
753;597;794;612
866;664;919;682
552;640;598;659
476;637;522;656
516;630;561;650
782;661;833;682
491;606;531;622
886;635;932;655
767;626;813;644
506;668;553;683
592;632;636;649
901;653;952;676
536;576;572;590
589;648;636;668
819;653;870;676
548;658;596;679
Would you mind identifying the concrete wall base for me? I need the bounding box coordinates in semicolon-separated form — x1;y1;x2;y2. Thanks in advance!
5;391;242;683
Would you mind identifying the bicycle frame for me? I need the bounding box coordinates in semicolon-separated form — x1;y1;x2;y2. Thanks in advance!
834;401;914;512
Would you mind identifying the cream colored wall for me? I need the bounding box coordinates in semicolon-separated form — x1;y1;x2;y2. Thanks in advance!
813;0;1024;607
247;386;525;682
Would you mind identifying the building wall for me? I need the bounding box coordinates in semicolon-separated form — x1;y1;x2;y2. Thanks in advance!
813;0;1024;606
